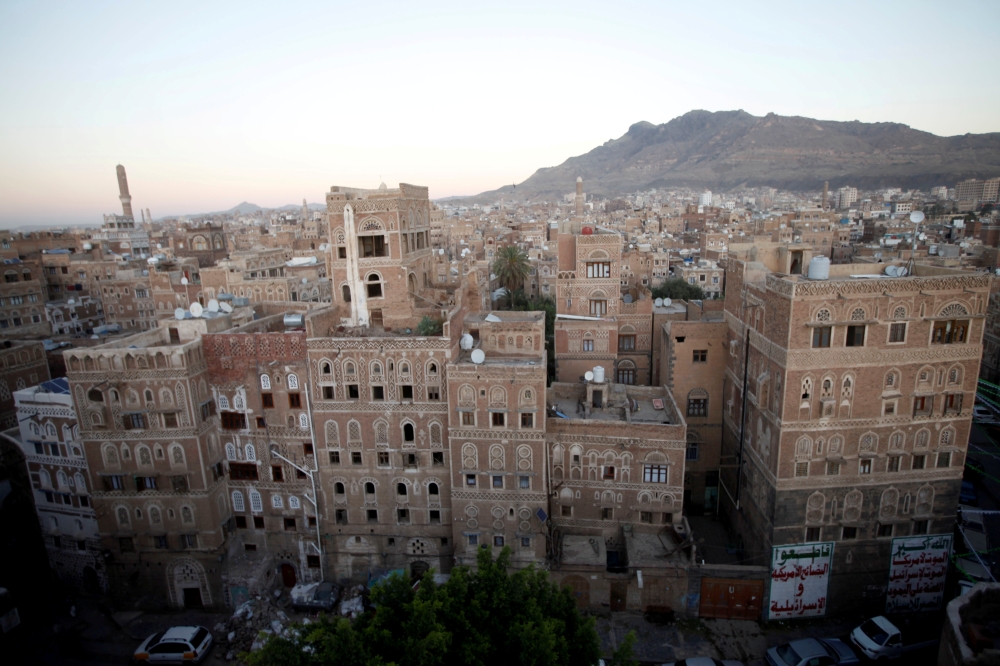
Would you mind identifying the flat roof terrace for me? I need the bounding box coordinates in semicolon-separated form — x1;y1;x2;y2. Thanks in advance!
548;382;680;425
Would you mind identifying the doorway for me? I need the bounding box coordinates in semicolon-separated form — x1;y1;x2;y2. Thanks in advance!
410;561;429;581
82;566;100;595
610;582;627;612
182;587;204;609
280;563;297;588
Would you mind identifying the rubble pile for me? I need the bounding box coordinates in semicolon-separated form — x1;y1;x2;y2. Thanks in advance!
213;590;295;661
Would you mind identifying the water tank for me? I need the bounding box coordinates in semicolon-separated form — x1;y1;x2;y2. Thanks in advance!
593;366;605;383
807;256;830;280
283;314;304;328
581;226;593;235
82;243;92;251
460;333;474;350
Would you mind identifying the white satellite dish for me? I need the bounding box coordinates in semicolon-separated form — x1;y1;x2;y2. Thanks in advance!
470;349;485;364
189;302;203;318
585;371;594;381
301;278;308;284
67;298;75;305
460;333;474;350
174;308;186;320
909;211;925;224
919;233;927;241
181;277;188;285
654;298;663;307
885;266;898;277
543;245;549;250
663;298;672;306
220;302;234;313
207;299;220;312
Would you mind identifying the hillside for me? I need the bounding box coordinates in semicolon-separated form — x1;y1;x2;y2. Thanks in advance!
472;110;1000;200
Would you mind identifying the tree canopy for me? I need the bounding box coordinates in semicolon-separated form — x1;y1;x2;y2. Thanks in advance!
651;278;705;301
245;547;604;666
492;245;531;298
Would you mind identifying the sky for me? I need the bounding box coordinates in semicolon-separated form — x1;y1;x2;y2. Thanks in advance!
1;0;998;227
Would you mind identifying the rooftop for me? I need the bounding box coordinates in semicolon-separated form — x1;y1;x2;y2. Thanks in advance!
548;382;679;425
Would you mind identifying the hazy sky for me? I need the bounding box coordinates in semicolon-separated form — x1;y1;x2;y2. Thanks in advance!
1;0;998;226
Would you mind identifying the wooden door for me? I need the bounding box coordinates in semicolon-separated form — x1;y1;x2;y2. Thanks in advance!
610;581;627;612
562;575;590;610
699;578;763;620
281;563;297;588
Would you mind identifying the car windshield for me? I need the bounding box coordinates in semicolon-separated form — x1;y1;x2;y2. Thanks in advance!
316;586;332;600
192;628;209;648
860;620;889;645
148;631;165;647
776;644;801;666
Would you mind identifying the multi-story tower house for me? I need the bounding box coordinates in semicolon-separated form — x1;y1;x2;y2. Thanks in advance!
64;316;231;607
545;377;689;611
0;341;51;428
326;183;436;330
0;251;48;339
447;312;549;568
1;378;105;594
202;311;323;589
720;257;989;614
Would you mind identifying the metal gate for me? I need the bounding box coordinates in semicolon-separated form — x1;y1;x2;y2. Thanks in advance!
699;578;763;620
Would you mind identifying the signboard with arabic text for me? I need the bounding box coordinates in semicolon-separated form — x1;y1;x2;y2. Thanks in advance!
886;534;951;614
768;542;834;620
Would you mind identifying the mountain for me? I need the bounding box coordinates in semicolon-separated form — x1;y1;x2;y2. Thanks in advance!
472;110;1000;200
156;201;326;220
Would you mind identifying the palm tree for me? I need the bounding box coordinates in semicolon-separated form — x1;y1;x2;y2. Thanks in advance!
492;245;530;304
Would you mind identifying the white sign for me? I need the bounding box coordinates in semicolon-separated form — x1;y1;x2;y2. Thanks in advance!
886;534;952;613
769;542;834;620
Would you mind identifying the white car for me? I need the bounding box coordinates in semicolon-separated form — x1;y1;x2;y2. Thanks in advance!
973;404;993;420
134;625;213;663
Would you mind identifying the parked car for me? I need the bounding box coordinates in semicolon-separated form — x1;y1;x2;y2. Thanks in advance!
134;626;213;664
765;637;859;666
290;580;340;612
972;404;993;420
960;480;979;505
663;659;745;666
849;615;939;660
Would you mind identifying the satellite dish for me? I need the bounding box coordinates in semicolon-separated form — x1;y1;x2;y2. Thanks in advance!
302;278;308;284
181;277;188;285
220;302;233;313
208;299;220;312
189;302;204;318
439;249;445;255
919;233;927;241
67;298;75;305
909;211;925;224
585;371;595;381
174;308;186;320
460;334;474;350
470;349;485;364
655;298;663;307
885;266;898;277
663;298;672;307
543;245;549;250
897;267;908;277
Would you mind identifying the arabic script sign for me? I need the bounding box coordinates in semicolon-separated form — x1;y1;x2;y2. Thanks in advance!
768;542;834;620
886;534;952;613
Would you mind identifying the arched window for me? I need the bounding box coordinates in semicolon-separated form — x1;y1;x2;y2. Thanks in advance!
226;443;236;460
364;482;375;495
429;422;442;446
342;284;351;302
149;507;162;524
287;374;299;390
260;374;271;390
245;444;256;461
170;444;185;467
397;483;407;496
116;506;130;528
403;423;415;442
289;496;300;509
249;489;262;513
272;495;283;509
366;273;383;298
299;413;309;429
428;482;439;496
181;506;194;524
218;395;230;410
88;388;103;403
335;482;345;495
428;363;438;375
345;362;356;376
321;362;332;375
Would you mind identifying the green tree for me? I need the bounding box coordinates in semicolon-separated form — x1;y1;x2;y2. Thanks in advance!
510;296;556;384
245;547;602;666
417;316;443;336
492;246;531;303
651;278;705;301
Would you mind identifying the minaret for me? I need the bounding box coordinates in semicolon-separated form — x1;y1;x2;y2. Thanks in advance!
822;181;829;211
575;176;584;217
116;164;134;218
145;208;152;224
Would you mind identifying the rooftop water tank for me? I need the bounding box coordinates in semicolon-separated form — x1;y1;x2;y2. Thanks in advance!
581;226;593;235
283;314;304;328
593;366;605;383
807;256;830;281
